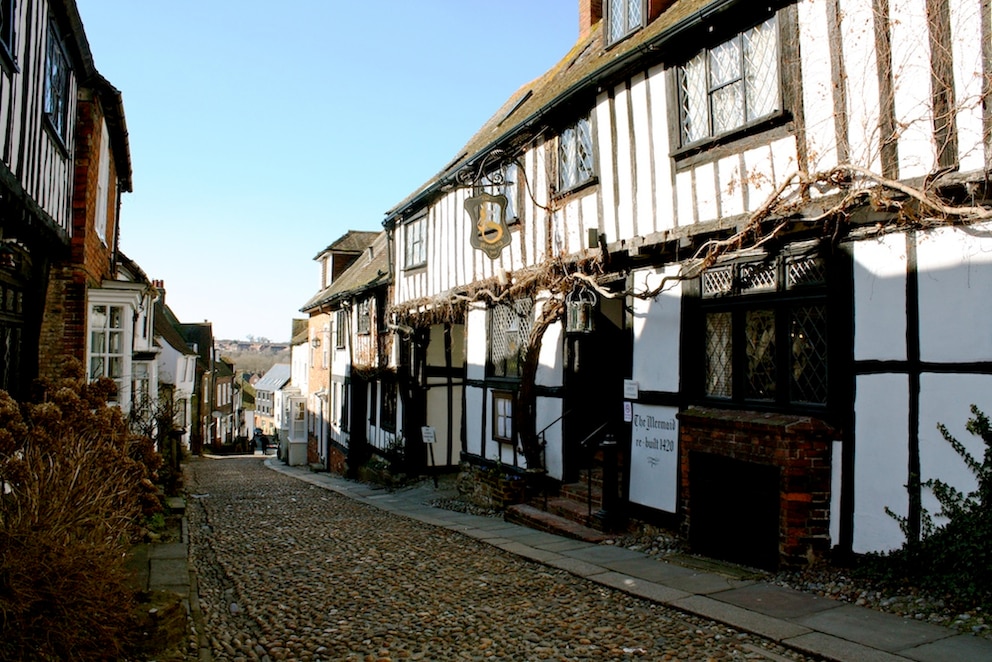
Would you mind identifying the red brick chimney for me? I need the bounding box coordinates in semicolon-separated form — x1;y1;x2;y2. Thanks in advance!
579;0;603;40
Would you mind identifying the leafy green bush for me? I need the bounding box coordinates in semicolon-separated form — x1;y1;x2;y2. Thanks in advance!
870;405;992;611
0;359;162;660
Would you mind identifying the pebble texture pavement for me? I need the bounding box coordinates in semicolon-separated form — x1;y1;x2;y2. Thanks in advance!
186;456;820;661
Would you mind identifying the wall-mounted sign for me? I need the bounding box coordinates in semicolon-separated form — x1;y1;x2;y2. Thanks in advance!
421;426;436;444
629;404;678;513
623;379;639;400
465;192;511;259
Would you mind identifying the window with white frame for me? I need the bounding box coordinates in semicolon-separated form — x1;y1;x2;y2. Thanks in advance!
95;122;110;245
493;391;514;442
678;15;779;146
43;19;70;143
607;0;643;45
557;115;594;192
404;217;426;269
89;304;126;398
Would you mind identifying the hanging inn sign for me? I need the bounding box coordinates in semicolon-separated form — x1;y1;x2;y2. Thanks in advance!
465;192;511;259
453;149;513;260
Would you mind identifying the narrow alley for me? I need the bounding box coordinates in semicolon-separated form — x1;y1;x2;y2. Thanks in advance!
185;457;820;661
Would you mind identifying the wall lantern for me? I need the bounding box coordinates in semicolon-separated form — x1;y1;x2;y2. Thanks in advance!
311;337;321;348
565;285;596;334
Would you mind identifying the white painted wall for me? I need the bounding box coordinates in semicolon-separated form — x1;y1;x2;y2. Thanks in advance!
853;373;910;553
916;222;992;363
853;234;907;362
631;266;682;393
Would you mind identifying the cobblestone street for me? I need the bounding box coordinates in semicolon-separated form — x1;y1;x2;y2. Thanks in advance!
186;457;819;661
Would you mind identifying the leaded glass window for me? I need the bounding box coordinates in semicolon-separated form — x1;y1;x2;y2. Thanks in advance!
44;19;70;141
679;15;779;145
699;254;828;408
357;299;371;335
608;0;643;45
557;115;594;192
0;0;17;61
489;299;533;378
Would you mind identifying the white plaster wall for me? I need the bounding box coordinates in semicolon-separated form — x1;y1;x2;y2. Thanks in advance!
465;303;487;381
596;90;619;243
614;82;637;241
535;294;563;388
798;0;839;171
537;396;563;478
853;373;910;553
840;0;883;172
918;373;992;524
890;0;937;178
916;222;992;363
631;266;683;393
465;385;484;457
853;234;908;361
425;385;463;467
950;0;986;173
647;63;675;233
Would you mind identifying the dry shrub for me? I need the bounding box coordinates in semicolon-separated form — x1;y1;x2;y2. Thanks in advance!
0;360;162;661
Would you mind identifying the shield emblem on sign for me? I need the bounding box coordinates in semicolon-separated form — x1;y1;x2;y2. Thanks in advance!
465;192;511;259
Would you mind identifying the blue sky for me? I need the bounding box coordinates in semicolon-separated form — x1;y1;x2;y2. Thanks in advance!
75;1;578;342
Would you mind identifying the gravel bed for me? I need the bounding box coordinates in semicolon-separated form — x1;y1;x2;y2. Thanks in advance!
186;458;823;661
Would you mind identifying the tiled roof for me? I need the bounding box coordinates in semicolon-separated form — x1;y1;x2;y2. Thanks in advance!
384;0;729;222
254;363;291;392
301;231;389;312
313;230;381;260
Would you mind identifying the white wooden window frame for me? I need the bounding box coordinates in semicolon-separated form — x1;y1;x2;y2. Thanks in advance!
677;14;780;147
404;217;426;269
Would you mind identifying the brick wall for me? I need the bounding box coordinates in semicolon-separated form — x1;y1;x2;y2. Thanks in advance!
678;407;835;568
456;463;527;510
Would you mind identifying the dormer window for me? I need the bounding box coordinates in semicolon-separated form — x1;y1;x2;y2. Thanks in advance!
678;15;780;146
557;114;594;193
607;0;643;45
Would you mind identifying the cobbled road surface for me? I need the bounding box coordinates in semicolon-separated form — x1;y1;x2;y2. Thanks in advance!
186;456;820;661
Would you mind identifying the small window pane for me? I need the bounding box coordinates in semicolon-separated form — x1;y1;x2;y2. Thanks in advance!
745;309;776;400
705;312;733;398
791;305;828;404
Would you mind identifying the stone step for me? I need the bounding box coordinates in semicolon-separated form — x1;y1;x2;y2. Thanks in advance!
504;503;610;543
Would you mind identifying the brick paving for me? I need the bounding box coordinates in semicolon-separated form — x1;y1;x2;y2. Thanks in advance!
185;456;822;661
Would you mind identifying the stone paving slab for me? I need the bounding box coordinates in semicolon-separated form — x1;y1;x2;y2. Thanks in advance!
589;571;691;604
899;633;992;661
783;632;911;662
559;543;649;565
712;583;840;620
795;604;951;652
148;558;189;597
672;595;814;642
148;542;187;560
544;555;614;577
495;541;566;564
532;538;595;553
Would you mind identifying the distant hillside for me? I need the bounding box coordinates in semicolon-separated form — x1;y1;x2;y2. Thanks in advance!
216;339;290;375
